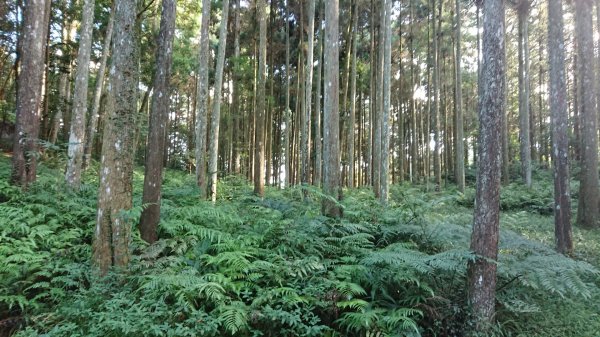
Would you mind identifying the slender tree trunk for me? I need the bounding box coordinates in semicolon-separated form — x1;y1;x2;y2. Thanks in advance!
454;0;465;192
283;0;291;187
232;0;241;174
322;0;342;217
432;0;442;189
518;1;532;187
83;2;115;170
301;0;315;194
207;0;229;201
501;18;510;185
373;3;383;197
547;0;572;254
575;0;600;228
313;20;323;186
380;0;392;203
253;0;267;196
65;0;96;189
12;0;49;187
467;0;505;329
195;0;211;197
139;0;176;243
92;0;139;274
348;1;358;188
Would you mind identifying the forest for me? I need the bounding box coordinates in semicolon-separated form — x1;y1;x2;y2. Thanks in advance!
1;0;600;335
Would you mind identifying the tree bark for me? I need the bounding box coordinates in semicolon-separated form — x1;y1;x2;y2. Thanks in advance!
432;0;442;189
547;0;572;254
301;0;315;194
348;1;358;188
139;0;176;243
313;18;323;187
380;0;392;203
517;1;532;187
65;0;96;189
92;0;139;274
322;0;342;217
84;2;115;170
574;0;600;228
283;0;291;187
467;0;505;329
12;0;49;187
195;0;211;197
454;0;465;192
207;0;229;202
253;0;267;196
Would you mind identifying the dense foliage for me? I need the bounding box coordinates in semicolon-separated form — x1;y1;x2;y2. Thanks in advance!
0;155;599;336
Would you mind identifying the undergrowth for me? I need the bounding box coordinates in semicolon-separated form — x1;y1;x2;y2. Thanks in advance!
1;155;599;337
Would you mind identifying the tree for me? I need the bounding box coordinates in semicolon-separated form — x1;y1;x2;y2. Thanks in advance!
83;2;115;170
322;0;341;217
64;0;95;189
517;0;532;187
467;0;505;329
139;0;176;243
348;0;358;188
454;0;465;192
11;0;49;187
195;0;211;197
574;0;600;229
92;0;139;274
253;0;267;196
380;0;392;203
207;0;229;202
301;0;315;194
547;0;572;254
432;0;442;190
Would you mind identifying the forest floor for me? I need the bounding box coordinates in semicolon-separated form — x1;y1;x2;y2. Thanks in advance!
1;154;599;337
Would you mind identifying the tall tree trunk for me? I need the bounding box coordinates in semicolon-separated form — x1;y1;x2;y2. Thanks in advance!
547;0;572;254
373;3;382;197
232;0;241;173
313;19;323;186
432;0;442;189
575;0;600;228
454;0;465;192
253;0;267;196
283;0;291;187
380;0;392;203
501;18;510;185
348;1;358;188
207;0;229;201
12;0;49;187
83;2;115;169
301;0;315;194
467;0;505;329
518;1;532;187
322;0;342;217
65;0;96;189
139;0;176;243
92;0;139;274
195;0;211;197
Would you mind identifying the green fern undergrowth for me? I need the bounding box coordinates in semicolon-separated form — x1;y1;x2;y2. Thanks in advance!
0;155;598;337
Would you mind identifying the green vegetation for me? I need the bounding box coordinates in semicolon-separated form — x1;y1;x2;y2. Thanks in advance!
1;155;598;337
